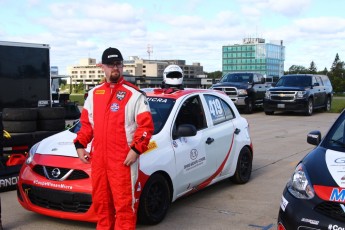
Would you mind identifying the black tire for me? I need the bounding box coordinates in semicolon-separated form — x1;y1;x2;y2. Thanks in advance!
264;111;274;115
3;120;37;133
2;132;34;147
37;119;65;131
305;98;313;116
37;107;65;120
244;99;254;114
138;173;171;225
2;108;37;121
231;147;252;184
324;96;331;112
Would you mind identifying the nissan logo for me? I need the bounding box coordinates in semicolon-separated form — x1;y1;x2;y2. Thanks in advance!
51;168;61;178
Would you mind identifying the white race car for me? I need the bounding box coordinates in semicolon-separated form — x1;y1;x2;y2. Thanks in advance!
17;87;253;224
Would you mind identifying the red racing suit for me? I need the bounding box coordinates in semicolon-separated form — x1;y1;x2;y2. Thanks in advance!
74;77;154;230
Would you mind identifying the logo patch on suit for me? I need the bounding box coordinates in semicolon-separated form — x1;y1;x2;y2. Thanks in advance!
95;90;105;94
110;103;119;112
116;91;126;101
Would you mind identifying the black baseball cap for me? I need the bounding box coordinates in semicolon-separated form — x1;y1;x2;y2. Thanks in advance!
102;47;123;64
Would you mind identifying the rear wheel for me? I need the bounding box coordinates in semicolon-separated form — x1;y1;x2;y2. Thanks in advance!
324;96;331;112
138;174;171;225
231;147;252;184
264;110;274;115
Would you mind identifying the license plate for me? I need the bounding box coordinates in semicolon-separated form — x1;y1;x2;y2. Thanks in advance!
277;104;285;108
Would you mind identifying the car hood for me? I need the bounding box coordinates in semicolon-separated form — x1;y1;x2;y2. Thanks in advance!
304;148;345;201
268;86;310;91
212;82;249;89
35;130;80;158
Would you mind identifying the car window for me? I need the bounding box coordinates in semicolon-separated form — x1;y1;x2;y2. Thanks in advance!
204;94;235;125
175;96;207;131
315;76;323;86
323;113;345;151
220;73;253;83
148;97;175;135
276;76;311;87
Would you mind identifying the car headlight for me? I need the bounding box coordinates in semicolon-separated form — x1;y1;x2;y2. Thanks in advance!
237;89;247;95
26;142;40;165
296;91;307;98
287;163;314;199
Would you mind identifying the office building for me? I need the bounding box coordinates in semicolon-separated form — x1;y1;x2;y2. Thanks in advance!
222;38;285;78
67;57;205;89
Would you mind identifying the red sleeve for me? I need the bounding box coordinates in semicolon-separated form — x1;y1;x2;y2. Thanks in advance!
130;99;154;154
73;108;94;148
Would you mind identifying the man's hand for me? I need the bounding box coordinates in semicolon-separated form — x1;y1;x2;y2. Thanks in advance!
76;148;91;164
124;149;139;166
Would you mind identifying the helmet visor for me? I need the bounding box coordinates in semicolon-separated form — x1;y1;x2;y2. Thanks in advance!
166;71;183;78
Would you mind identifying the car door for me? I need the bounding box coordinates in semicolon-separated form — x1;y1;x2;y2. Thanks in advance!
172;95;216;198
252;74;266;104
312;76;324;107
202;94;236;175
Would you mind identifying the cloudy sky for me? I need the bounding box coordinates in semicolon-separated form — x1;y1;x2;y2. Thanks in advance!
1;0;344;74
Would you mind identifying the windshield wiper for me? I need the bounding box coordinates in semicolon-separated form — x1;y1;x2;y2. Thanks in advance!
330;139;345;147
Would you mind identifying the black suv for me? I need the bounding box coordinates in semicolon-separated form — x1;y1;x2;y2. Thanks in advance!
211;72;271;113
263;74;333;116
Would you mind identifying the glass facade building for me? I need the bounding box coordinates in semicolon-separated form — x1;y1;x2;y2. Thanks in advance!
222;38;285;78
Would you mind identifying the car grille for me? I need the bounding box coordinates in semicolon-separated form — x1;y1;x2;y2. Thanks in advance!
212;87;238;96
22;184;92;213
269;91;296;101
33;165;89;181
315;201;345;222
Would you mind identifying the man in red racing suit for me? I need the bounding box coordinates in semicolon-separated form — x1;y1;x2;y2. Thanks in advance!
74;47;154;230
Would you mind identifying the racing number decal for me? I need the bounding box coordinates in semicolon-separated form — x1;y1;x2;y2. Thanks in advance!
208;98;224;119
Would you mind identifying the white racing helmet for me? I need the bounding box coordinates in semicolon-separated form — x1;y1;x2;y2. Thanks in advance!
163;65;184;86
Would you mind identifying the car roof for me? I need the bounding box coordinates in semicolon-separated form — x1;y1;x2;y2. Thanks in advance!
145;88;222;100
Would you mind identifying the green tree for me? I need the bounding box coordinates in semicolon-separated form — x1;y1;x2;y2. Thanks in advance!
206;71;222;79
308;61;317;73
329;53;345;92
287;65;307;74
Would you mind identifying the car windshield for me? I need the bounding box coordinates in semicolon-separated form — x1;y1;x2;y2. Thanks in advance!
220;73;253;83
276;76;311;87
69;97;175;135
322;112;345;151
147;97;175;135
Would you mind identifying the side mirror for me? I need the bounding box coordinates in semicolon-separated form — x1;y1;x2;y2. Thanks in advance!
307;130;321;146
173;124;197;140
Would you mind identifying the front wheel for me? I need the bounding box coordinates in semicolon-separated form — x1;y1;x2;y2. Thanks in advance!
137;173;171;225
305;98;313;116
231;147;253;184
244;99;254;114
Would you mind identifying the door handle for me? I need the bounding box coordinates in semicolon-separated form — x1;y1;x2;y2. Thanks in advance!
206;137;214;145
234;128;241;134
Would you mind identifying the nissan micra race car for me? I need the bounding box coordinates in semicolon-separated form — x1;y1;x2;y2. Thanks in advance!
278;109;345;230
17;87;253;224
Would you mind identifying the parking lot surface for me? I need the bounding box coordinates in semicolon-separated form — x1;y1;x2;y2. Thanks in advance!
1;111;340;230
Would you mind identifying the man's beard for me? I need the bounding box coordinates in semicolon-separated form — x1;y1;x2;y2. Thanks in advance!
109;71;121;83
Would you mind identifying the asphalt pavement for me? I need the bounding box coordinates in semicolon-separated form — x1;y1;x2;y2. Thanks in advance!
1;110;340;230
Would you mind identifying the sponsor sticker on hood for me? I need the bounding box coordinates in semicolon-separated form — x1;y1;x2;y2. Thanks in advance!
326;149;345;187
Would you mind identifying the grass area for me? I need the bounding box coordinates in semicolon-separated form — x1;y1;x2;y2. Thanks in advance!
70;94;85;106
331;97;345;113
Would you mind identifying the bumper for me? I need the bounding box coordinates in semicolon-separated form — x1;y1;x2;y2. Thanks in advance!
17;155;97;222
264;99;308;112
230;96;248;107
278;187;345;230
